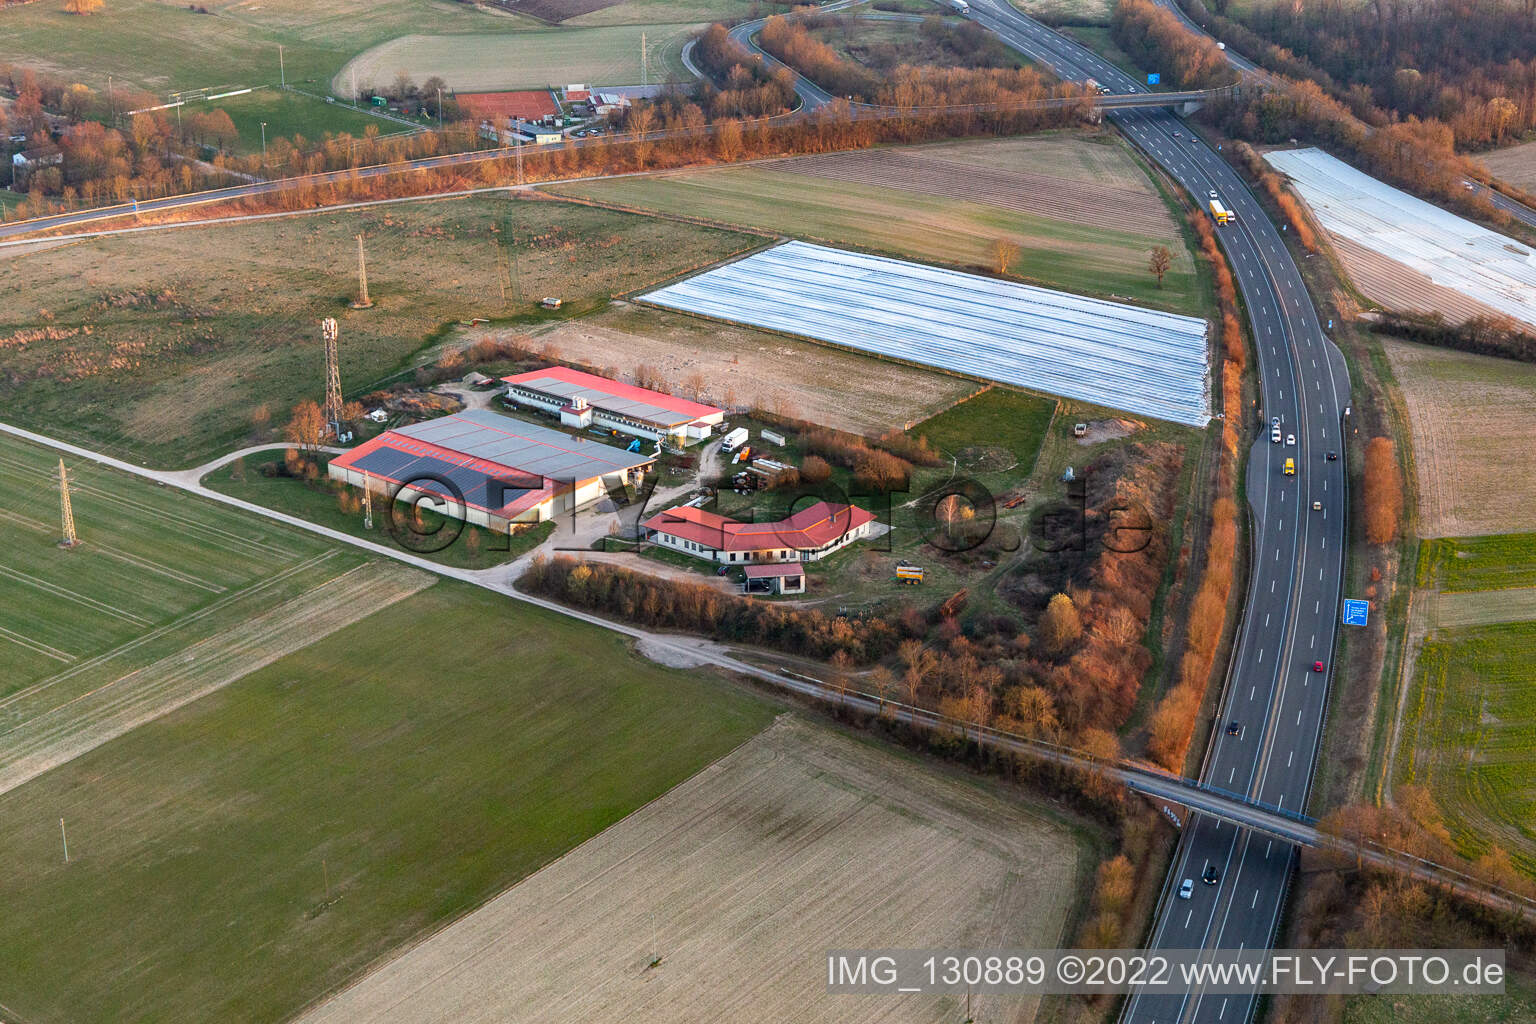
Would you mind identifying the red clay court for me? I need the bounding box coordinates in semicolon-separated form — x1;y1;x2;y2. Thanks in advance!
455;89;559;121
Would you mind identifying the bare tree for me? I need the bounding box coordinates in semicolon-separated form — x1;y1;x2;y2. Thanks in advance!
992;238;1022;276
1148;245;1172;288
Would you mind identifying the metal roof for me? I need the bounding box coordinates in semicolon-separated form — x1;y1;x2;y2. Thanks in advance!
390;409;653;481
503;366;722;426
1266;147;1536;331
641;241;1212;426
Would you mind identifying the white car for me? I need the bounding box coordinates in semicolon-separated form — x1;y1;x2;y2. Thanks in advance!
1271;426;1282;444
1209;190;1219;200
1178;878;1194;899
1286;434;1296;446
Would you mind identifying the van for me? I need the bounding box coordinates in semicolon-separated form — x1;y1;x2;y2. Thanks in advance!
1284;457;1295;476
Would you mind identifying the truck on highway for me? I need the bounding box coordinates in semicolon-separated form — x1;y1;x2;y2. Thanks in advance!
948;0;970;12
1209;198;1234;224
720;427;749;453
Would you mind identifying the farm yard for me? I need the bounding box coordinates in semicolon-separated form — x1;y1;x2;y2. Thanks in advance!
0;194;756;468
0;581;774;1024
1383;338;1536;538
296;716;1087;1024
470;304;985;435
0;433;433;796
1392;619;1536;875
1267;148;1536;330
547;131;1206;317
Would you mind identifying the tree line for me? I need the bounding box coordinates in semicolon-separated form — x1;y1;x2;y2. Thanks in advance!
1110;0;1239;91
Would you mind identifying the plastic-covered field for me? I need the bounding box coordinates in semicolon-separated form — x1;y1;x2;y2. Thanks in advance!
641;242;1211;426
1267;147;1536;330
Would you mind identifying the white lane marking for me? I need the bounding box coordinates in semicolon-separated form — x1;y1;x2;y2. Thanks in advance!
1287;750;1293;767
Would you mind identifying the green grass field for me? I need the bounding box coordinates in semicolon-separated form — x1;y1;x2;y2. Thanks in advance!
550;153;1205;317
1344;972;1536;1024
910;387;1058;485
1418;533;1536;592
0;434;355;696
0;580;775;1024
1394;620;1536;874
203;450;555;569
0;0;513;98
0;194;755;468
211;88;400;155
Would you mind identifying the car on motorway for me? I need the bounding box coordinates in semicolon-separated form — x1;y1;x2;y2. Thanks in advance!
1271;425;1282;443
1286;433;1296;446
1326;450;1338;461
1313;500;1322;511
1226;721;1242;737
1209;190;1219;200
1284;457;1295;475
1202;863;1220;885
1312;660;1325;672
1179;878;1194;899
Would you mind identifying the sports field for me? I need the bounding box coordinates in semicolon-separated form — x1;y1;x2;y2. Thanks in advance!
0;433;434;795
333;23;696;95
1394;620;1536;874
549;133;1205;316
298;715;1086;1024
0;194;755;468
1383;338;1536;538
0;580;775;1024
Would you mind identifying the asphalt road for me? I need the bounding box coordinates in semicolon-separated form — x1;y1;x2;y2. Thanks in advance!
872;6;1353;1021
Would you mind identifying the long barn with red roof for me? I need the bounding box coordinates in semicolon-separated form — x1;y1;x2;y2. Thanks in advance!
643;501;877;567
502;366;725;446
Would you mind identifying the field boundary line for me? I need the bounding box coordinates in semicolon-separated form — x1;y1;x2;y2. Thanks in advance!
0;624;74;663
0;563;153;627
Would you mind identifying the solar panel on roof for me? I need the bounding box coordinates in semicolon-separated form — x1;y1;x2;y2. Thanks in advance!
352;446;419;478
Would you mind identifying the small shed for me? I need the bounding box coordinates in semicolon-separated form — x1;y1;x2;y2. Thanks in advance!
744;562;806;596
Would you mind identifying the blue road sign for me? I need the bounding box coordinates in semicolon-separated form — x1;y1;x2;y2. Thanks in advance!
1342;599;1369;626
1148;73;1161;85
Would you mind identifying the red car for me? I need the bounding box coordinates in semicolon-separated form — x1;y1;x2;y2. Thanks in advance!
1312;661;1325;673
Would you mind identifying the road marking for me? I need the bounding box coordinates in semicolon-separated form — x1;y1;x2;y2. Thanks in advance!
1250;685;1255;700
1297;708;1303;725
1309;633;1315;647
1252;889;1260;908
1287;750;1293;767
1264;613;1269;627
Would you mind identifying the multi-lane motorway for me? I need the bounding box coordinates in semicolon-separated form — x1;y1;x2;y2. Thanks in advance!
952;7;1352;1022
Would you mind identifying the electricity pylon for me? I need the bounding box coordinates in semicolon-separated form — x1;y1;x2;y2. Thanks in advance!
322;317;343;439
58;459;80;548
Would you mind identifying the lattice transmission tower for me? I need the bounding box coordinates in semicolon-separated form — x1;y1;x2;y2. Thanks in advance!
57;459;80;549
322;317;343;439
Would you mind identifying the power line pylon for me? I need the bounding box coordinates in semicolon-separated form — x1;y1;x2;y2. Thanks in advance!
57;459;80;549
351;233;374;309
362;472;374;531
322;317;343;440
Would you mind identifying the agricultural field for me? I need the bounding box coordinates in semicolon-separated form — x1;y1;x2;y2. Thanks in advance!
0;581;775;1024
1383;337;1536;537
549;131;1206;316
1417;533;1536;593
1329;237;1506;326
0;432;431;796
0;194;756;468
297;715;1088;1024
1392;619;1536;874
477;304;985;435
332;23;696;95
1481;139;1536;191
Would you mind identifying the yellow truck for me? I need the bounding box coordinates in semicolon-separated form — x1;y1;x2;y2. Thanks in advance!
1209;198;1234;224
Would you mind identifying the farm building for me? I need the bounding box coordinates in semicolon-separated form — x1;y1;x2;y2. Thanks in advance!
641;241;1212;427
503;366;725;445
327;409;653;529
743;563;807;595
643;500;876;565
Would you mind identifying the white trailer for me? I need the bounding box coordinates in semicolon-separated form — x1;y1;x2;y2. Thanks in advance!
720;427;750;452
948;0;970;13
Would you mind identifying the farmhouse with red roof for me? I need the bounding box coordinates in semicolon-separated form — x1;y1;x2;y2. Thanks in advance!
503;365;725;445
643;501;877;567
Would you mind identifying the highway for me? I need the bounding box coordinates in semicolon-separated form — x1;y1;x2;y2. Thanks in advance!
846;5;1354;1022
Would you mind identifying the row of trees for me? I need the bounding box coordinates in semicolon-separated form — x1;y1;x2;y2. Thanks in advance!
1110;0;1239;91
690;23;799;119
1145;210;1246;771
1372;311;1536;365
520;555;906;663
